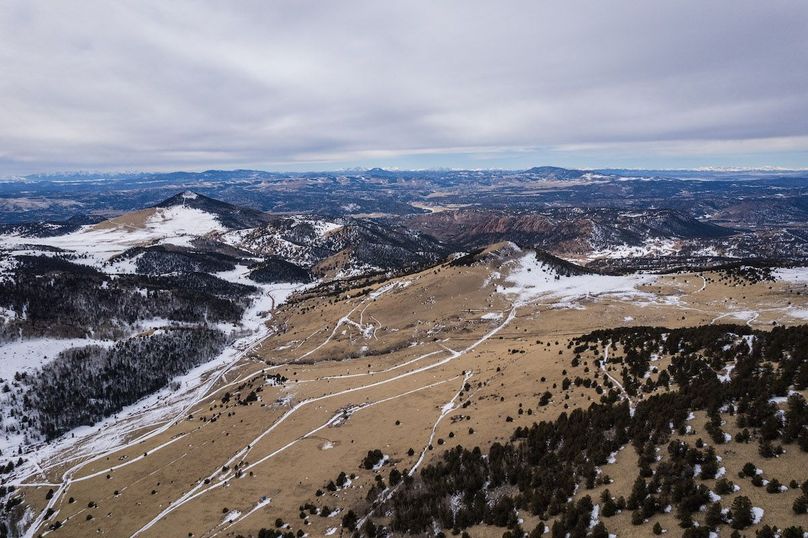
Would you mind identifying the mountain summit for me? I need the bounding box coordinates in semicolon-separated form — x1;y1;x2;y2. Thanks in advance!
154;191;271;229
523;166;587;180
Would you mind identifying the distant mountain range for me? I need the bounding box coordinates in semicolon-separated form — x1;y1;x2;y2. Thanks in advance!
4;185;808;277
2;165;808;225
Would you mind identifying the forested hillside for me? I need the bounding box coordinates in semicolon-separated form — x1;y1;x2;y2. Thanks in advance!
0;255;255;341
18;328;226;440
376;324;808;537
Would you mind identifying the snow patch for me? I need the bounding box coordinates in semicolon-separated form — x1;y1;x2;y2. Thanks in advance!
774;267;808;283
589;504;600;528
222;510;241;524
499;251;656;307
369;280;411;299
372;454;390;470
0;338;114;381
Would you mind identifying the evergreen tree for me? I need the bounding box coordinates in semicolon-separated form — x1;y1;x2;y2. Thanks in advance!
705;501;723;529
730;495;754;529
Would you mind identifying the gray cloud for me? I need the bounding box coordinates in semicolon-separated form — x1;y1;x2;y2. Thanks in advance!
1;0;807;173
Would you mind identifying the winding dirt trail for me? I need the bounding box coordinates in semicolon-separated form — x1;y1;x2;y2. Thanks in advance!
130;307;516;536
598;344;635;415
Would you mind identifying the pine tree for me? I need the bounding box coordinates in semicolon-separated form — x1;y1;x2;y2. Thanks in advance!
730;495;754;529
342;510;357;531
627;477;646;509
601;496;617;517
590;522;609;538
705;501;723;529
793;495;808;514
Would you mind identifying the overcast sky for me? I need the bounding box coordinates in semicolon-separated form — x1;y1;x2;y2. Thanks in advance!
1;1;807;175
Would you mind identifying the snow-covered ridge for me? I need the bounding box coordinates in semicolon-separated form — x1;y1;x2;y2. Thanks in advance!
585;238;679;261
0;205;226;267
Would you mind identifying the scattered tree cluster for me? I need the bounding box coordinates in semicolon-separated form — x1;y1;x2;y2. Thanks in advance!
372;323;808;536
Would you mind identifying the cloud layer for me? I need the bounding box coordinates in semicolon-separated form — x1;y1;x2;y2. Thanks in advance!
1;1;807;173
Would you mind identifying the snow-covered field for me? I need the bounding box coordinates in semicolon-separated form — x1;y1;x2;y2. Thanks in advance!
774;266;808;283
0;338;114;381
585;238;679;261
787;308;808;320
0;205;228;272
498;250;656;307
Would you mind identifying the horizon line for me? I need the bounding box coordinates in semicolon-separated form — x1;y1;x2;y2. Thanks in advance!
6;164;808;180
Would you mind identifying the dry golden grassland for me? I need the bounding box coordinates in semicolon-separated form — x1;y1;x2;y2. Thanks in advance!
20;258;808;537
